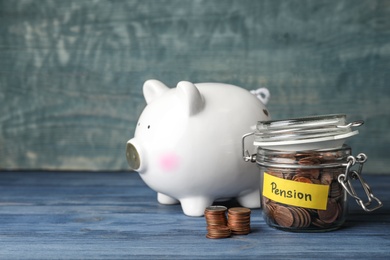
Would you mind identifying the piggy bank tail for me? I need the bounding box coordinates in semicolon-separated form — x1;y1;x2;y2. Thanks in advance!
250;88;270;105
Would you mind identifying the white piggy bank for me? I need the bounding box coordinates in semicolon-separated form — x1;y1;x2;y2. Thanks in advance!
126;80;270;216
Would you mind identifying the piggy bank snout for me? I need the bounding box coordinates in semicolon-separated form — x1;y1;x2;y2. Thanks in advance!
126;139;145;172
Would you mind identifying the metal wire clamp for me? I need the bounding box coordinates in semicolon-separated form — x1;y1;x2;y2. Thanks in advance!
338;154;383;212
242;132;256;162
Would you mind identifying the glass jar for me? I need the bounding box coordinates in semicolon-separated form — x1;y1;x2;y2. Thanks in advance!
242;114;383;232
258;145;351;232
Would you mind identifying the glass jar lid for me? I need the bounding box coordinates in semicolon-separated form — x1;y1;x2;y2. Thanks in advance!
254;114;363;151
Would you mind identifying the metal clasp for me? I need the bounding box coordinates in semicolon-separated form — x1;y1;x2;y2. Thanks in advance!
336;120;364;128
242;132;256;162
338;153;383;212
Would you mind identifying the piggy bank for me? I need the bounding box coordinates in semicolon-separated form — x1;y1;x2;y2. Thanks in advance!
126;80;270;216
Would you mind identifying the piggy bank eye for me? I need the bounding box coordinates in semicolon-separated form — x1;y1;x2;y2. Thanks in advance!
263;109;269;117
137;122;150;129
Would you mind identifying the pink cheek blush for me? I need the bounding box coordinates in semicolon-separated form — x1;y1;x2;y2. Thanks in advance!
159;153;180;172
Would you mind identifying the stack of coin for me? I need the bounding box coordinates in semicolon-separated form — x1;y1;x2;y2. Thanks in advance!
204;206;231;239
227;207;251;235
206;225;231;239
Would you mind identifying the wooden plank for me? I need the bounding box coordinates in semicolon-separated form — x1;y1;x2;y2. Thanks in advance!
0;0;389;172
0;171;388;259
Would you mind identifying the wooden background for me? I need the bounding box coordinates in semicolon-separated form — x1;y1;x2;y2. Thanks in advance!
0;0;389;173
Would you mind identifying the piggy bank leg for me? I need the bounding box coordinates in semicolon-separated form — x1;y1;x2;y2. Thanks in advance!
236;189;261;208
180;197;214;217
158;192;179;205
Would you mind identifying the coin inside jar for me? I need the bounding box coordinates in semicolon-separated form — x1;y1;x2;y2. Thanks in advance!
293;176;313;183
318;199;339;224
273;205;294;228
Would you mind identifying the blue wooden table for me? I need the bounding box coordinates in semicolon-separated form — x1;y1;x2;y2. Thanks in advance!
0;171;388;259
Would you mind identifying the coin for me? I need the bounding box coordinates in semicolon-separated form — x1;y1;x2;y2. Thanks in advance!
298;156;321;165
296;207;311;228
329;181;343;199
312;217;329;228
320;170;334;185
205;205;227;213
264;199;276;222
289;207;301;228
318;199;339;224
293;176;313;183
228;207;251;215
273;205;294;228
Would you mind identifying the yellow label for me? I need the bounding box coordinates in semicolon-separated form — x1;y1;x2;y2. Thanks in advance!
262;172;330;210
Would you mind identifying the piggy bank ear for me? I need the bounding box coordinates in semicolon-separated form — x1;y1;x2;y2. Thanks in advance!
143;79;170;104
176;81;204;116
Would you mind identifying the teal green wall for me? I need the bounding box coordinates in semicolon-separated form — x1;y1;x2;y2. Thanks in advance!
1;0;389;173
